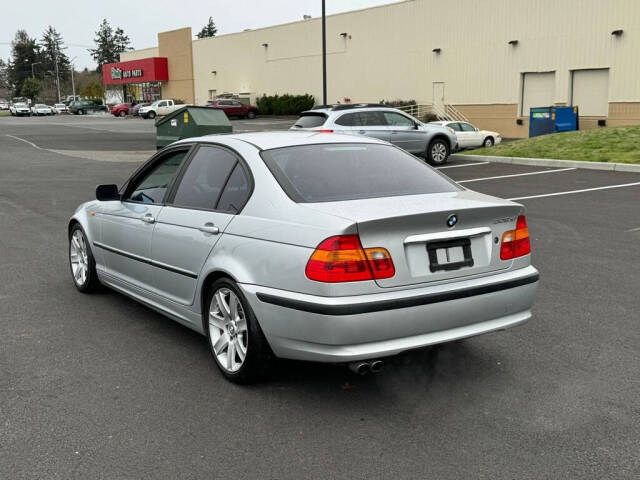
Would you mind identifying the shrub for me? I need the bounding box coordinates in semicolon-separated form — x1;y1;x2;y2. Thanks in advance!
257;94;315;115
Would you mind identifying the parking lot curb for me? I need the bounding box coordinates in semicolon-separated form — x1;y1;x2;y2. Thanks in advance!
451;154;640;173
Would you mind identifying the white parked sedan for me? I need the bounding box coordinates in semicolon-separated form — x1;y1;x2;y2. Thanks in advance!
31;104;55;116
53;103;67;114
430;121;502;149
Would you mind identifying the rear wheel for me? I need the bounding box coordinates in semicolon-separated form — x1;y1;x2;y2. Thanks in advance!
426;138;450;166
77;109;85;115
69;224;100;293
118;110;126;117
247;110;256;119
205;278;271;383
148;111;156;119
483;137;494;147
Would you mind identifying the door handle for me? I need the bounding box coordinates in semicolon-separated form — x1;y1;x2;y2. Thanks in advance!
198;223;220;235
141;213;155;224
358;130;366;134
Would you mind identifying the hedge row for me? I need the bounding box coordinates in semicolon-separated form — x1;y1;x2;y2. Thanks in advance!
256;94;315;115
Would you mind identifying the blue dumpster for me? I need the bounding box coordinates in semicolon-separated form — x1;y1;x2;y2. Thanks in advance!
529;106;579;137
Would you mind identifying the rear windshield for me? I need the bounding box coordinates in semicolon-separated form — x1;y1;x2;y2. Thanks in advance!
260;143;459;203
292;113;328;129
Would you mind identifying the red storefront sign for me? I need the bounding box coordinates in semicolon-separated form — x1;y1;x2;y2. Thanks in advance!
102;57;169;85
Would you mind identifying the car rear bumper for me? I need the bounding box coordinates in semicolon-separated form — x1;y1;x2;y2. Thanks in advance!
240;265;539;362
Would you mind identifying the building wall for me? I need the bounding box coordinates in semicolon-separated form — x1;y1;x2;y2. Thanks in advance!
120;46;159;62
158;28;195;104
129;0;640;137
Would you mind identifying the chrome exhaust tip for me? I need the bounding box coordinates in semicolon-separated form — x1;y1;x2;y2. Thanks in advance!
348;361;370;375
369;360;384;373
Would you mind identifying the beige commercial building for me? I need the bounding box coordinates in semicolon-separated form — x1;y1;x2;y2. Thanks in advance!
120;0;640;137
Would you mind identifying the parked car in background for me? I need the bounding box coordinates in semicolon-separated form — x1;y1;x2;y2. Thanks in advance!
67;131;538;383
132;102;150;116
54;103;67;114
68;100;108;115
430;121;502;149
0;99;9;110
110;103;132;117
31;104;55;116
10;103;32;116
207;99;258;119
63;95;81;105
139;99;182;119
292;104;458;165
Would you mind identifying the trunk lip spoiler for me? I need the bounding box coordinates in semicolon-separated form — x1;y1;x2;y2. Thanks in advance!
404;227;492;245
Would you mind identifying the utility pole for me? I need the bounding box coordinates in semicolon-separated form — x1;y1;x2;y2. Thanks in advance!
31;61;41;78
54;49;61;103
322;0;327;105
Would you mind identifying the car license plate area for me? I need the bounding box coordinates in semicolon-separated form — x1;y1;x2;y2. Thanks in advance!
426;238;474;273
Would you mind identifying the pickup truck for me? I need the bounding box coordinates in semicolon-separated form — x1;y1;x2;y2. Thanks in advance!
139;99;183;119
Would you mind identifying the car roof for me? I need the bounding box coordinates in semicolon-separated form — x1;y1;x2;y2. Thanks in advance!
178;131;386;151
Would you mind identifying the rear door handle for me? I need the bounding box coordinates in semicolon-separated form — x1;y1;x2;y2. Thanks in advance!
357;130;366;134
198;222;220;235
141;213;155;224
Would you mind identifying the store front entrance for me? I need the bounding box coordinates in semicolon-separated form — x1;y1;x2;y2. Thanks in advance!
124;82;162;103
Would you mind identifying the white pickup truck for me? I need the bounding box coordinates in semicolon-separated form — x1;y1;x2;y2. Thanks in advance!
139;99;183;119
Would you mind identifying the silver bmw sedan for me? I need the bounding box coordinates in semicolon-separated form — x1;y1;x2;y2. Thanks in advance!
68;132;538;383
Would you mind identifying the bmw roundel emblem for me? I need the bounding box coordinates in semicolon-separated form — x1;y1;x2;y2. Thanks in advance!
447;214;458;228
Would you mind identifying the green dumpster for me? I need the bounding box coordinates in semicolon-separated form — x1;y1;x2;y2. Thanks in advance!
155;106;232;149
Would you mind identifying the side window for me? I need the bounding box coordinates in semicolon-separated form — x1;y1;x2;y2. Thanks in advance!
217;164;250;213
158;101;167;107
359;111;387;127
126;150;188;204
334;113;359;126
171;146;237;210
460;123;476;132
383;112;415;127
449;123;462;132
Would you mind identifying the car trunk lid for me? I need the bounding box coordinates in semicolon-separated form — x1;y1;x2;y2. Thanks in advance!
302;191;523;288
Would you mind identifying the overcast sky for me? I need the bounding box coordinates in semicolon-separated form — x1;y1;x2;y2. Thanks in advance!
2;0;401;70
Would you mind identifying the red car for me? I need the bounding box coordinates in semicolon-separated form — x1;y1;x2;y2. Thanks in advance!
110;103;132;117
207;99;258;119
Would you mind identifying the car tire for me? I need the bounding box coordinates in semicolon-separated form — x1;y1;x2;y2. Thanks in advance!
77;109;84;115
148;111;156;119
483;137;495;147
426;138;450;166
118;110;126;117
204;278;272;384
69;224;101;293
247;111;256;119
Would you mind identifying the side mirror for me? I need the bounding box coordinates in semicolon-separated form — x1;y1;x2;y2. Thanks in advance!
414;122;420;129
96;184;120;201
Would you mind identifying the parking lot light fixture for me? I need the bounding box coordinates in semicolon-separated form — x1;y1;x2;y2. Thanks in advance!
432;48;441;54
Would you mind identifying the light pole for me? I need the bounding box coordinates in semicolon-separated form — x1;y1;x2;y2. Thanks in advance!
70;56;77;101
30;61;42;78
322;0;327;105
54;49;61;103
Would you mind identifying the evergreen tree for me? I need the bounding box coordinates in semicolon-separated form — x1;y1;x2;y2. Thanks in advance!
196;17;218;39
20;77;42;100
40;26;71;81
88;19;132;72
0;59;9;91
7;30;40;97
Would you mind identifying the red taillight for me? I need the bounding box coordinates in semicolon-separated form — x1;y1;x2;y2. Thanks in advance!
500;215;531;260
305;235;395;282
313;129;334;133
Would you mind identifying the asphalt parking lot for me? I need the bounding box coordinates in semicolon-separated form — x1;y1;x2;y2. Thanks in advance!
1;114;639;479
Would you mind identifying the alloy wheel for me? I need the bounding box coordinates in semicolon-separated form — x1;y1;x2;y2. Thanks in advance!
70;230;89;287
431;142;447;163
484;138;494;147
209;288;249;373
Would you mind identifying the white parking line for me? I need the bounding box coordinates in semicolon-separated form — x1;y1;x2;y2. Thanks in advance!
436;161;490;169
509;182;640;201
458;167;576;183
626;226;640;233
5;134;43;150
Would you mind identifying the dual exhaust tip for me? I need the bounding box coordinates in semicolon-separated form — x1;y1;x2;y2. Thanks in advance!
348;359;384;375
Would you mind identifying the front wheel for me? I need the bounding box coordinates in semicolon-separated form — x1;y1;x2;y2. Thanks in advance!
205;278;271;383
69;224;101;293
147;111;156;119
77;109;84;115
119;110;126;117
483;137;494;147
426;138;450;166
247;110;256;119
